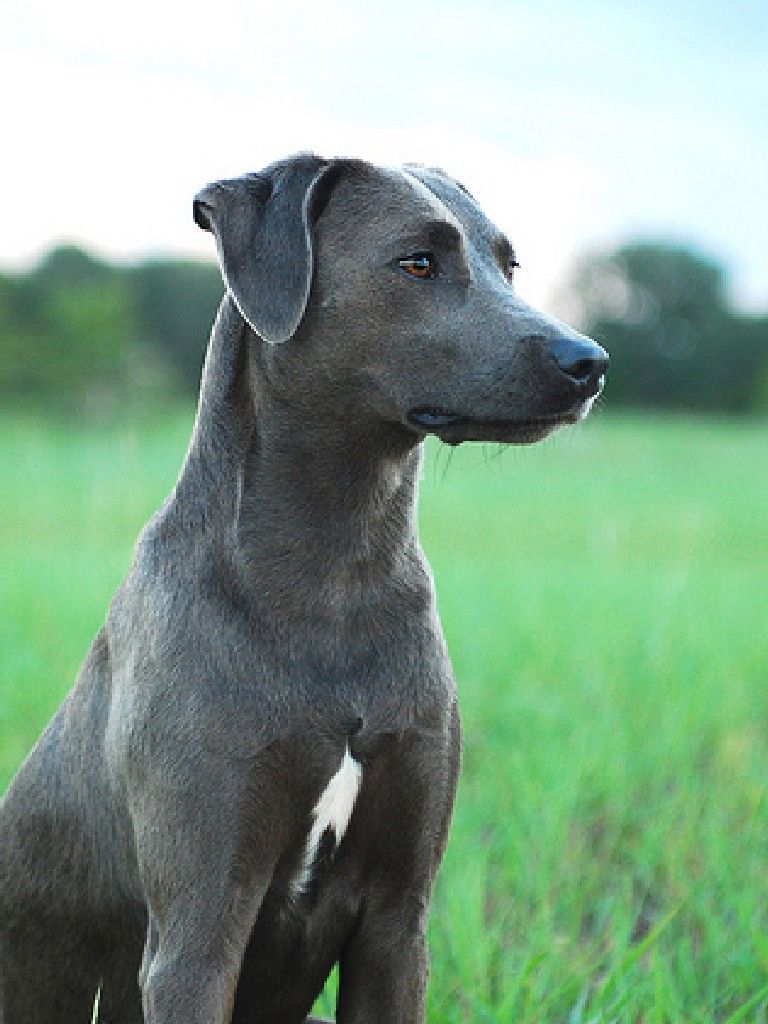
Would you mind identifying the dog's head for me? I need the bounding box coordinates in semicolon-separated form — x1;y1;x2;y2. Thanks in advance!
194;153;607;445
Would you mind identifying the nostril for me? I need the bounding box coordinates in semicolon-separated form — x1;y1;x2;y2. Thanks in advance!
550;334;609;387
565;357;598;383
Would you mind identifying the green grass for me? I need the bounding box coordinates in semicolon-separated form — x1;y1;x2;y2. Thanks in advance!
2;408;768;1022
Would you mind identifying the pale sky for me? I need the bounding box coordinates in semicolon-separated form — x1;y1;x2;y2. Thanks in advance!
3;0;767;311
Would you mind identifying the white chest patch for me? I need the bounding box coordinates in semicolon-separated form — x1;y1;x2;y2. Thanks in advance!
293;745;363;895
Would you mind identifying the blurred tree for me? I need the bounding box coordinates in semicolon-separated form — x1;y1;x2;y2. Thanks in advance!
0;246;141;398
129;261;223;393
0;246;223;405
562;242;768;412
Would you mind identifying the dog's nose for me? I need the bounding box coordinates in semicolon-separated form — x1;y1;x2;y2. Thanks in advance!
550;333;609;388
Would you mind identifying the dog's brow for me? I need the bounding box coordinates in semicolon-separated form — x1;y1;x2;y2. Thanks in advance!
417;219;463;250
491;234;514;263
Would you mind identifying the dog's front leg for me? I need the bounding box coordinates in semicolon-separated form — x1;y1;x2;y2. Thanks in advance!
336;892;429;1024
139;857;277;1023
138;860;275;1024
129;757;283;1024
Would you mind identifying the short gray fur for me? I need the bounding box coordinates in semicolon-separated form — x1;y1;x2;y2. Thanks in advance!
0;153;607;1024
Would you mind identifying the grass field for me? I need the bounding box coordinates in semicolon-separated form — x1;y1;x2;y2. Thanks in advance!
2;408;768;1021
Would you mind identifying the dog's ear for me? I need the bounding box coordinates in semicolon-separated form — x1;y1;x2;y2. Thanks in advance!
193;153;333;344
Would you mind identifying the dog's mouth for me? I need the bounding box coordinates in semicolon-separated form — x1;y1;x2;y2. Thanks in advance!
407;405;584;445
407;374;605;445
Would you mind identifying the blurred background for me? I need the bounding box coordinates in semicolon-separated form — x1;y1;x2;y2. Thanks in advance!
2;2;767;1020
2;0;767;414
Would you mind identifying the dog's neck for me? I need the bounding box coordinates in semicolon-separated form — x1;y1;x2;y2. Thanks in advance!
168;297;427;614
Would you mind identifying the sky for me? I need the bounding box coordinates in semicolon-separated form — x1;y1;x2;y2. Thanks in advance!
3;0;767;311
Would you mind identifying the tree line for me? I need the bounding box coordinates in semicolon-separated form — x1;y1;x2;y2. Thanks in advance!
0;245;223;405
1;241;766;413
560;242;768;413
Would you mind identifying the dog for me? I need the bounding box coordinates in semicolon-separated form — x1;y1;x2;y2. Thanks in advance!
0;153;607;1023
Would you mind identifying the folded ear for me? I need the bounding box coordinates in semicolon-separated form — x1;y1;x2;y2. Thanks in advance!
193;153;332;344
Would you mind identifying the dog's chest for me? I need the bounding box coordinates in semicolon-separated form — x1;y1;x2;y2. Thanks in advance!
292;743;363;895
279;718;446;901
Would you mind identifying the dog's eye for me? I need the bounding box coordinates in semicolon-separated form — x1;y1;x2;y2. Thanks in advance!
398;252;438;279
507;258;520;275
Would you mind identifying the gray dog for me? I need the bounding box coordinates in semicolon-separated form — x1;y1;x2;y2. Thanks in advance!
0;153;607;1023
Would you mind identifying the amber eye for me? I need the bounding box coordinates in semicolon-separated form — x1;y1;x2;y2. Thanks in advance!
398;252;438;279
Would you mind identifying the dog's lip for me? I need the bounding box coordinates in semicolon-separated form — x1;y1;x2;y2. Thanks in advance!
405;402;602;445
408;408;466;429
407;406;580;435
